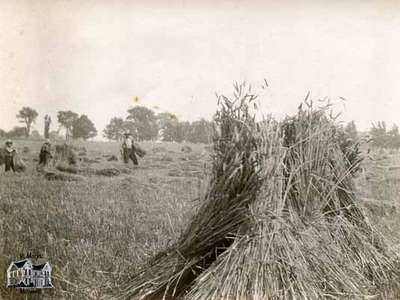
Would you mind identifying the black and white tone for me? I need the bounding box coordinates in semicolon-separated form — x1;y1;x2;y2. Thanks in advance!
0;1;399;299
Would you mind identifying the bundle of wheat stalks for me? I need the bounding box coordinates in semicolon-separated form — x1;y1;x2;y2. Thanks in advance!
114;84;400;300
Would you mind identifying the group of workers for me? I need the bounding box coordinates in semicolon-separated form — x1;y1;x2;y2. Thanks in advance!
2;139;52;172
2;132;140;172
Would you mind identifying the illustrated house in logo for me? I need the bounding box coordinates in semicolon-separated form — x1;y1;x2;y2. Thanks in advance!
6;258;53;289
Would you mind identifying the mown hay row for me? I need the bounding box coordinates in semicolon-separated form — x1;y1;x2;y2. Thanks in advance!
56;162;79;174
44;171;85;182
55;162;121;177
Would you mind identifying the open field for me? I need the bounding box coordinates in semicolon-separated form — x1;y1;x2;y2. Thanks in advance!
0;139;399;299
0;140;210;299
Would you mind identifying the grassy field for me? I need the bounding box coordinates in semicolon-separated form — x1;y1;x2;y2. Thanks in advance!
0;140;210;299
0;139;399;299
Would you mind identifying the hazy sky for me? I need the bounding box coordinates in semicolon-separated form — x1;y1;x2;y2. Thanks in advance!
1;0;399;139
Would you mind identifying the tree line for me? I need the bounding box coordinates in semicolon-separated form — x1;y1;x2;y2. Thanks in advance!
2;105;398;148
103;106;212;143
0;105;212;143
337;120;400;149
369;121;400;149
0;107;97;140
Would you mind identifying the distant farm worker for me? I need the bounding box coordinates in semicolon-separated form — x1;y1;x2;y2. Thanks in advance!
4;140;16;172
37;139;53;171
122;133;139;166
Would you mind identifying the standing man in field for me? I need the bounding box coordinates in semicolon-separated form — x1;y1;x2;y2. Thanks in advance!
4;140;17;172
37;139;53;171
121;133;139;166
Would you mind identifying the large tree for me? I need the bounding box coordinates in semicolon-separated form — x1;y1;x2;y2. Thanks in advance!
187;119;213;143
57;110;79;139
44;114;51;139
103;117;129;141
16;107;38;137
157;112;180;142
177;121;192;142
72;114;97;140
126;106;158;141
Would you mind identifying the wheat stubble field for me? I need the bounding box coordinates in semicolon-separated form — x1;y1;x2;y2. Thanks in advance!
0;139;399;300
0;140;209;299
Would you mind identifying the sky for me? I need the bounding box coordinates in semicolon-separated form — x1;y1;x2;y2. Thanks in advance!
0;0;399;139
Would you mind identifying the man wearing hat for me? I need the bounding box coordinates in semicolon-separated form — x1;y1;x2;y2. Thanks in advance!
121;132;138;166
37;139;53;171
4;140;16;172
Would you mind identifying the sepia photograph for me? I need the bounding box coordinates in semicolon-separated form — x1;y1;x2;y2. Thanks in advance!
0;1;399;299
